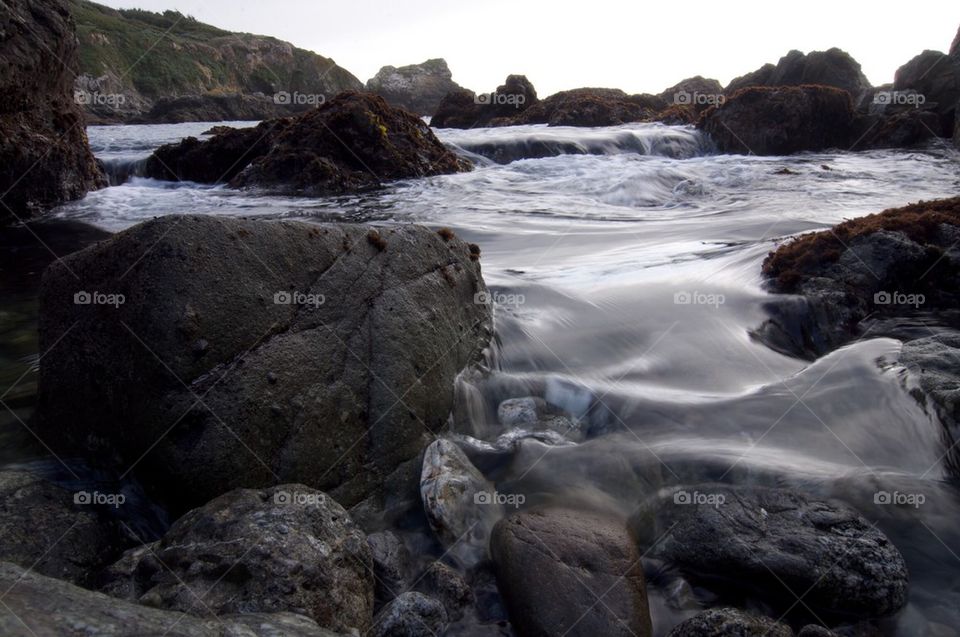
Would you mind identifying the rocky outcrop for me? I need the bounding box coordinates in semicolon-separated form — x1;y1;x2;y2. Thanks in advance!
0;470;131;586
102;484;372;633
1;0;104;224
372;592;448;637
658;76;723;117
851;104;942;149
71;0;362;123
516;88;658;127
726;48;871;97
431;75;539;128
631;485;909;619
491;508;653;637
893;50;960;136
699;85;855;154
366;58;463;116
0;561;345;636
37;215;492;512
666;608;792;637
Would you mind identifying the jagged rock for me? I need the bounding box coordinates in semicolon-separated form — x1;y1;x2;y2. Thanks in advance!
366;58;463;116
431;75;539;128
0;0;105;224
37;215;492;511
893;50;960;136
726;48;871;97
418;561;473;620
372;592;447;637
666;608;793;636
101;484;373;634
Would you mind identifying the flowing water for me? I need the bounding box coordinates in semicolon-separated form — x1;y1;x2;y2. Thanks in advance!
5;120;960;634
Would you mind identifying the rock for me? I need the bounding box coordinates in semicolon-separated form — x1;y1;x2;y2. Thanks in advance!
799;626;842;637
497;397;546;426
516;88;657;127
491;508;653;637
852;107;942;149
0;0;105;224
102;484;373;634
0;470;130;586
372;592;447;637
229;91;469;194
726;48;871;97
952;26;960;58
142;92;298;123
367;58;463;116
699;85;855;155
631;485;909;619
144;119;290;183
430;88;485;128
0;561;345;636
893;50;960;136
900;334;960;474
666;608;793;636
37;215;492;511
658;76;724;114
368;530;410;603
419;561;474;620
430;75;539;128
420;438;501;567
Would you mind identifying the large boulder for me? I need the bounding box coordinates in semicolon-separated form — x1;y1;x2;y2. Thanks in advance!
102;484;373;634
666;608;793;637
0;0;104;224
366;58;463;116
0;561;345;636
37;215;492;511
430;75;539;128
0;470;131;586
893;50;960;136
515;87;658;127
726;48;871;97
491;508;653;637
630;485;909;619
698;85;855;155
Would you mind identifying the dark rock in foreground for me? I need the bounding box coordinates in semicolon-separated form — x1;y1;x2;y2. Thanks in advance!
491;508;653;637
0;561;345;636
726;48;871;97
0;0;104;224
102;484;372;633
367;58;463;116
666;608;792;636
699;85;854;155
38;215;492;512
631;485;908;619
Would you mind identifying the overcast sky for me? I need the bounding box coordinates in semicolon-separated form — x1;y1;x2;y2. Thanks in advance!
97;0;959;96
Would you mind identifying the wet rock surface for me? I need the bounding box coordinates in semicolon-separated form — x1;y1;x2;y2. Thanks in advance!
666;608;793;636
372;591;448;637
893;50;960;137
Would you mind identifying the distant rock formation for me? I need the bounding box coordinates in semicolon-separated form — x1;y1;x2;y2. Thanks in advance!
725;48;871;97
366;58;463;115
432;75;539;128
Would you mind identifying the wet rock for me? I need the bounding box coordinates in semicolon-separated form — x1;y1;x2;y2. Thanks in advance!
658;76;724;115
516;87;657;127
699;85;855;155
893;50;960;136
631;485;909;619
420;438;501;567
368;530;410;603
418;561;474;620
900;334;960;474
143;92;296;124
0;561;345;636
726;48;871;97
38;215;492;511
497;397;545;426
431;75;539;128
491;508;653;637
0;0;105;224
0;470;130;587
102;484;373;634
852;107;942;149
430;88;485;128
666;608;793;636
367;58;463;116
799;626;842;637
372;592;448;637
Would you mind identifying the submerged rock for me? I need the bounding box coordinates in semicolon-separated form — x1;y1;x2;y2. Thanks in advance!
367;58;463;116
666;608;793;636
0;561;344;636
726;48;871;97
0;0;105;224
38;215;492;511
491;508;653;637
102;484;373;634
630;485;909;619
699;85;855;155
372;592;448;637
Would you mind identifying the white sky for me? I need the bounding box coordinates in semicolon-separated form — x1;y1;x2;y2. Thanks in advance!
97;0;960;96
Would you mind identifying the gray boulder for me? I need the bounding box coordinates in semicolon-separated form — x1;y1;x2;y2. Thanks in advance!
366;58;463;116
893;50;960;136
101;484;373;634
37;215;492;511
631;485;908;619
368;530;410;603
418;560;474;620
491;508;653;637
0;561;345;636
372;591;448;637
666;608;793;636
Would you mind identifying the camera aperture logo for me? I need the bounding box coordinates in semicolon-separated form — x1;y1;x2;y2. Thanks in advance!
274;91;326;106
74;490;126;508
674;290;725;308
74;290;125;308
474;291;525;307
873;91;926;108
674;489;726;508
474;490;525;508
673;91;725;107
74;91;126;106
873;291;924;308
475;92;526;109
274;290;325;308
273;490;326;506
874;490;925;508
